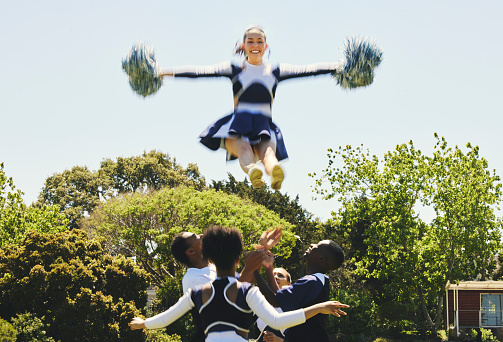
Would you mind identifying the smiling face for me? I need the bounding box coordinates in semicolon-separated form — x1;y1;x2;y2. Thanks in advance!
241;30;268;65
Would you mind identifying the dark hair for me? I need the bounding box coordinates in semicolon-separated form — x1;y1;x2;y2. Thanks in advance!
233;26;267;56
171;232;191;266
202;226;243;270
320;240;345;271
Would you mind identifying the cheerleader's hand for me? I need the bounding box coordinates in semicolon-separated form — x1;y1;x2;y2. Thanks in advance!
262;251;275;270
257;227;282;250
129;317;146;330
316;301;350;317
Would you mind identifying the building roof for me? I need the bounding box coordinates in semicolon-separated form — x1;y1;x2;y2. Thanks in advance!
447;281;503;290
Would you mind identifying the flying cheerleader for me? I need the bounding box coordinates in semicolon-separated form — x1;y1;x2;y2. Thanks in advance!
122;26;383;191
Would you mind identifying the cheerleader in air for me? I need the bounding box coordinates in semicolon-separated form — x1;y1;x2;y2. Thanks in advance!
122;26;382;191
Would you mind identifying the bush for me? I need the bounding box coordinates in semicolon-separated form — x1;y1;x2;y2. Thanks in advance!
326;287;378;338
11;312;55;342
0;230;149;342
470;328;499;342
145;330;183;342
0;318;17;342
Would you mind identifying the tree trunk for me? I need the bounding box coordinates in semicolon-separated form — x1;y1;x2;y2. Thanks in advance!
434;294;444;331
418;287;435;328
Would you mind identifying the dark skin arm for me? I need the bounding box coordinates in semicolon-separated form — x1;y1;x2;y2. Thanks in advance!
253;270;279;307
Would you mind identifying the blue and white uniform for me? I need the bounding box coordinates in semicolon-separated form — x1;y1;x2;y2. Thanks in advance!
173;61;340;161
144;277;307;342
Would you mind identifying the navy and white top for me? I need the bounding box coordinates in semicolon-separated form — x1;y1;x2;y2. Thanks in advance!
144;277;307;342
276;273;331;342
172;61;340;161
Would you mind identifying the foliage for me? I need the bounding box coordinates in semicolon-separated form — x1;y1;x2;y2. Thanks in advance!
311;135;503;330
326;287;378;337
0;229;149;342
470;328;499;342
37;150;206;228
0;162;68;248
82;186;295;287
0;318;17;342
11;312;56;342
145;331;183;342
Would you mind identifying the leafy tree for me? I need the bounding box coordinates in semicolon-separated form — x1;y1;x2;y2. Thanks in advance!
0;163;68;247
11;312;56;342
37;165;102;229
38;150;206;229
311;135;502;330
99;150;205;193
0;229;150;342
81;186;296;288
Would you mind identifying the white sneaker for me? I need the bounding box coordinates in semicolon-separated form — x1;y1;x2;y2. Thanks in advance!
270;164;284;191
248;165;265;188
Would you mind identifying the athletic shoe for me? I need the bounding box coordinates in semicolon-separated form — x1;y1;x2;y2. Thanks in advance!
248;165;265;188
270;164;284;191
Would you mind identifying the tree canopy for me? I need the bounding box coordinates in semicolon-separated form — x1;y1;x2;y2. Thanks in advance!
311;134;503;329
38;150;206;228
0;229;149;342
1;162;68;248
81;186;296;288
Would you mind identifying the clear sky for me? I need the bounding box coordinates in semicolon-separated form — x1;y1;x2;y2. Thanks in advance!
1;0;502;221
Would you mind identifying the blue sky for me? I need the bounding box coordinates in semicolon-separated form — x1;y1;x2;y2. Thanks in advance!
1;0;502;221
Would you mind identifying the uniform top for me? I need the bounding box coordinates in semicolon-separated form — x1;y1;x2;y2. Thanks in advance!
276;273;331;342
172;61;340;117
144;277;308;341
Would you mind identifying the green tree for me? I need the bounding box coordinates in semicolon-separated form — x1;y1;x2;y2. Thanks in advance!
38;150;206;229
81;186;296;288
99;150;205;193
1;163;68;247
311;135;502;330
38;165;102;229
0;229;150;342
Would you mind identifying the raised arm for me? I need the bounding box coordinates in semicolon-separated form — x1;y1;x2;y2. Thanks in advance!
254;269;279;307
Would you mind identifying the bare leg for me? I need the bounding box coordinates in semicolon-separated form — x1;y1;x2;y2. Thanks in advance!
253;139;278;176
225;137;264;188
225;137;255;174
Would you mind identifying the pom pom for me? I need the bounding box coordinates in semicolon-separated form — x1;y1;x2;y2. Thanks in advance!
122;42;163;97
333;37;383;89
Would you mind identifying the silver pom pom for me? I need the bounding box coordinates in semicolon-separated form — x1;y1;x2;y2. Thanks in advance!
122;42;162;97
333;37;383;89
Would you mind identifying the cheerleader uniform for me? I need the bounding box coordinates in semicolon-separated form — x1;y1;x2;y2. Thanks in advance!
144;277;308;342
172;61;340;161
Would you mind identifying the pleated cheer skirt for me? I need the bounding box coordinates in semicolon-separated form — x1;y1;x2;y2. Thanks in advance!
199;111;288;161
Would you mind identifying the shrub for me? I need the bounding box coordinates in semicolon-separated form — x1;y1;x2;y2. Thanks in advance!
0;318;17;342
0;230;149;341
11;312;55;342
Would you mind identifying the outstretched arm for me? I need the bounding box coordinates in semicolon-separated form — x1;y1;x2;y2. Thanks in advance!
278;62;342;81
159;61;233;79
247;286;349;331
130;291;194;330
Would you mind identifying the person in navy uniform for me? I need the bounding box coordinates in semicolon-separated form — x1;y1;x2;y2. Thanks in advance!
254;240;345;342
